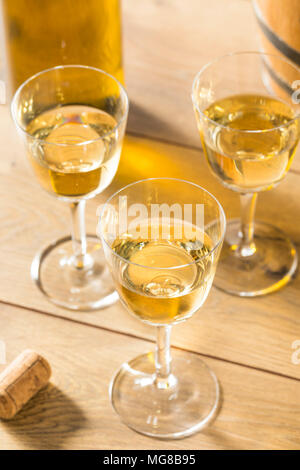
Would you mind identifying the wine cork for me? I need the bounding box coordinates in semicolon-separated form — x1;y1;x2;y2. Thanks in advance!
0;349;51;420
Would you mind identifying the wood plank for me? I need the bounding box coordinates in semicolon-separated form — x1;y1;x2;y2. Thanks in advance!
0;101;299;380
0;302;299;450
122;0;300;174
122;0;256;147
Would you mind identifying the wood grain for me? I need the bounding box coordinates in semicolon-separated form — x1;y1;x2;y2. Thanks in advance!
122;0;300;174
0;100;299;381
0;0;299;449
122;0;255;146
0;302;299;450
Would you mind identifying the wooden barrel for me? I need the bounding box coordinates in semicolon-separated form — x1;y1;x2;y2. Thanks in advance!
253;0;300;95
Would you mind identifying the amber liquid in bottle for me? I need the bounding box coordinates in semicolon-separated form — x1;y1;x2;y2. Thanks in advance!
1;0;123;92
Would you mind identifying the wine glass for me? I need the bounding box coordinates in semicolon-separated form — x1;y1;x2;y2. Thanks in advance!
192;51;300;296
11;65;128;310
99;178;226;439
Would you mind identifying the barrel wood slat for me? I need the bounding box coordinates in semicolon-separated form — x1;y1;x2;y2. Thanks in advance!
0;109;300;381
253;0;300;106
254;0;300;63
0;302;299;450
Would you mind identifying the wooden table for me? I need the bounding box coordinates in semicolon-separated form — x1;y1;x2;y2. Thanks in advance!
0;0;300;450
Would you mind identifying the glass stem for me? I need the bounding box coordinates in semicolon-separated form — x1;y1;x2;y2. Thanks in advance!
238;192;258;257
155;326;175;389
69;201;88;269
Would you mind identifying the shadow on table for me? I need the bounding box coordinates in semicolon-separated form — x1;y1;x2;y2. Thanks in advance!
200;382;258;450
1;383;87;449
127;101;193;148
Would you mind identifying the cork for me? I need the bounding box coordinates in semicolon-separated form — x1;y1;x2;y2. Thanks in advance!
0;349;51;420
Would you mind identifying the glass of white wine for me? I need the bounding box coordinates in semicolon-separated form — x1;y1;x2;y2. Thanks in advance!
99;178;226;439
11;65;128;310
192;52;300;296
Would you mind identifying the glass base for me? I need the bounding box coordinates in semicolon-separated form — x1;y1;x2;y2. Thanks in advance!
110;350;220;439
215;220;298;297
31;235;118;310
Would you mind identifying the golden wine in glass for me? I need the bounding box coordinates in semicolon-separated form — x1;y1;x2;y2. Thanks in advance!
192;52;300;296
99;178;226;439
11;65;128;310
26;105;120;198
112;223;214;324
